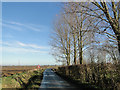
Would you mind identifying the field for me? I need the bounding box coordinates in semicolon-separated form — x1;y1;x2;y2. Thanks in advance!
2;65;58;77
2;66;35;77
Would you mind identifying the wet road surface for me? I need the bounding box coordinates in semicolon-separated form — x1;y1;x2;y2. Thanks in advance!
39;69;75;90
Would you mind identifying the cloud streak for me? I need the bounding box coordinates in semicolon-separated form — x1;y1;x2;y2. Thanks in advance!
2;23;22;31
1;41;49;53
3;20;48;32
2;46;48;53
17;41;49;49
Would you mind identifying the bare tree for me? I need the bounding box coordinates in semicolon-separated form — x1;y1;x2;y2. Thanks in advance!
71;1;120;56
50;15;72;65
63;2;99;64
50;1;119;65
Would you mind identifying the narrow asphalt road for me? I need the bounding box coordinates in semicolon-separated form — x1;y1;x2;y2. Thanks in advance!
39;69;75;90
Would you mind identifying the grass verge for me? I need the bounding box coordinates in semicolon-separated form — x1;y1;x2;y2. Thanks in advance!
2;69;44;89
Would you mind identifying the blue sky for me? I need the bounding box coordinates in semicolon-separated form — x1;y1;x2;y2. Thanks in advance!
2;2;62;65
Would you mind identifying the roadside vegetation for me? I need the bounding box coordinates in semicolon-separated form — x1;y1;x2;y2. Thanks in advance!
2;65;59;89
50;1;120;90
2;69;44;89
55;63;120;89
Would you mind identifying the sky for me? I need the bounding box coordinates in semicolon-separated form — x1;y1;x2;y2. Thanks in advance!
1;2;62;65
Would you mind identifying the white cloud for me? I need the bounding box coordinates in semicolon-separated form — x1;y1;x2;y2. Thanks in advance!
9;21;24;26
0;41;2;44
1;41;49;53
16;41;49;49
2;23;22;31
17;41;26;47
3;20;47;32
2;46;48;53
25;25;43;32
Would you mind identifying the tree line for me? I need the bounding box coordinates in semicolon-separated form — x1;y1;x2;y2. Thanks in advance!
50;1;120;65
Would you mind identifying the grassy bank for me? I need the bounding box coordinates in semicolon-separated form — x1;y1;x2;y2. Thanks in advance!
2;69;44;89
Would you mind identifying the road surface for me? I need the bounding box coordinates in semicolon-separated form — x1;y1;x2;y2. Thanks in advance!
39;69;75;90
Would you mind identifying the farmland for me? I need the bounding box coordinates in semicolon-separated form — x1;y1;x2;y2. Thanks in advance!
2;66;37;77
2;65;58;77
1;65;58;89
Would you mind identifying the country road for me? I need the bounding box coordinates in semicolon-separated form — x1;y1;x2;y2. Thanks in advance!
39;69;76;90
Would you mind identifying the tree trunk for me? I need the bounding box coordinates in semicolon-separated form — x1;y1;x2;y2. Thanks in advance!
118;3;120;58
68;37;71;65
78;29;83;64
79;14;83;64
92;2;120;57
117;35;120;59
80;30;83;64
102;2;120;56
73;33;77;64
66;56;69;65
